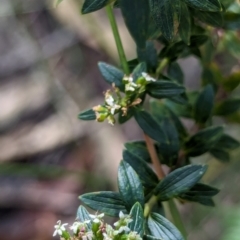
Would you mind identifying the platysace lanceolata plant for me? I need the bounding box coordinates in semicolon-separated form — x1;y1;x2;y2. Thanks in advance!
56;0;240;239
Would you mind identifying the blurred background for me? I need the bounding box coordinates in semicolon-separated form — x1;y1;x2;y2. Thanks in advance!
0;0;239;240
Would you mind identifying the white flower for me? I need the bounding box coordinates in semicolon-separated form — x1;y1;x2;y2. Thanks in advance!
119;211;125;219
125;82;138;92
118;226;130;233
86;231;94;240
142;72;156;82
114;211;132;230
111;105;121;115
89;213;104;223
127;231;142;240
123;75;134;82
103;224;115;240
105;95;115;106
70;220;90;234
53;220;68;237
70;222;81;234
105;94;121;115
123;75;138;92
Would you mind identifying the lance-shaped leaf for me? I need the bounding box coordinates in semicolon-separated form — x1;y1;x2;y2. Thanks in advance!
145;41;158;70
129;202;144;237
76;206;92;229
98;62;124;90
78;109;96;121
209;148;230;162
79;192;127;217
118;108;135;124
214;98;240;116
147;212;184;240
193;9;223;27
134;110;167;144
184;125;224;157
213;134;240;150
147;81;185;99
125;141;152;163
179;2;191;45
154;165;207;201
179;183;219;206
123;150;158;189
193;84;215;123
118;161;144;209
82;0;110;14
119;0;149;48
151;101;180;165
132;62;147;82
167;62;184;84
144;235;164;240
150;0;180;41
184;0;222;12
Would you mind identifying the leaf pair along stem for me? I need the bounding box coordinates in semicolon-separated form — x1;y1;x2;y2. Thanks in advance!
105;4;187;239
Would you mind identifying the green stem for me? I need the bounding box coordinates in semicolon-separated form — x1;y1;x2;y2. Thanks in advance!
168;199;187;240
156;58;169;78
106;5;129;74
144;195;158;217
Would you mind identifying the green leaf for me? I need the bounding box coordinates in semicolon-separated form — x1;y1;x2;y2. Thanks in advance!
147;212;184;240
179;183;219;206
151;104;180;166
185;183;219;196
154;165;207;201
193;9;223;27
184;0;222;12
144;235;164;240
151;100;188;140
146;41;158;70
76;206;92;229
158;119;180;166
79;191;127;217
167;62;184;84
118;108;135;124
224;12;240;30
132;62;147;82
184;126;224;157
194;84;215;123
210;148;230;162
113;0;120;8
129;202;144;237
213;134;240;150
125;141;152;163
78;109;96;121
222;72;240;92
150;0;180;41
118;161;145;209
98;62;124;90
179;2;191;45
134;110;167;144
119;0;149;48
180;195;215;206
147;81;185;99
214;98;240;116
82;0;109;14
123;150;159;189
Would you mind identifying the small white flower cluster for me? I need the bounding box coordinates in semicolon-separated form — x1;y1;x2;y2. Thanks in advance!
53;220;68;237
53;211;142;240
92;72;156;126
123;75;138;92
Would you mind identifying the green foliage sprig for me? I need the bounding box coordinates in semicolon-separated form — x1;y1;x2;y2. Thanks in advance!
55;0;240;239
